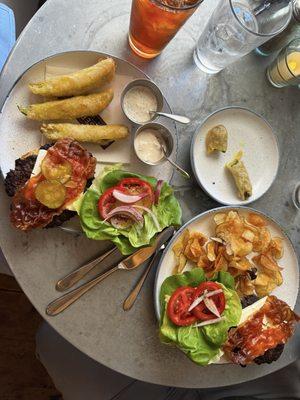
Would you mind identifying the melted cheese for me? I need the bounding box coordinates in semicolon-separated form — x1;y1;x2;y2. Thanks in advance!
31;149;47;176
239;297;268;325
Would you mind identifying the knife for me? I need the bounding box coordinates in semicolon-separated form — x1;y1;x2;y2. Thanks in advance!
46;226;175;316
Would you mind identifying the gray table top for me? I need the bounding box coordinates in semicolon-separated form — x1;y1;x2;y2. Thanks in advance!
0;0;299;389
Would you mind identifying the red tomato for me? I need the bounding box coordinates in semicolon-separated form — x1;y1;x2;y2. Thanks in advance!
98;187;117;219
191;282;225;321
167;286;197;327
118;177;154;207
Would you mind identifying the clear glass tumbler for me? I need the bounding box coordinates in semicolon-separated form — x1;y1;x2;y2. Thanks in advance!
129;0;203;59
266;38;300;87
193;0;292;74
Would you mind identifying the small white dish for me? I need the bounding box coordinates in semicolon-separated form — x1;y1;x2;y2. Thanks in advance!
190;107;280;205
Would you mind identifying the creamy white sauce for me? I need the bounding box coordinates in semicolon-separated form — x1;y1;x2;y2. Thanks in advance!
123;86;158;123
135;129;165;164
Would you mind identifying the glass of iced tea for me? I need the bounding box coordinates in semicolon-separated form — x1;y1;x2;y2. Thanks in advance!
129;0;202;59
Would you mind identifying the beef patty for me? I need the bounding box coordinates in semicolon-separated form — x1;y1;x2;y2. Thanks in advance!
240;294;285;366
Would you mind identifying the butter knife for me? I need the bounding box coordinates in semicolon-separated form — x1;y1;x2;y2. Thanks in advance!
46;226;175;316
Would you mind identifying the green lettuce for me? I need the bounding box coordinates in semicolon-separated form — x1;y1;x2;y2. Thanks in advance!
159;269;242;366
78;166;182;255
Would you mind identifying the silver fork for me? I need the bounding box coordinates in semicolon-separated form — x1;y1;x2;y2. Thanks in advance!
56;247;118;292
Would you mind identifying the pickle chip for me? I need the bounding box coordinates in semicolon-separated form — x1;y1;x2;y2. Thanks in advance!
41;157;72;183
35;180;66;209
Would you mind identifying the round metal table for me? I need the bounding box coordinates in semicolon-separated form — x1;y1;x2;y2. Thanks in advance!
0;0;299;389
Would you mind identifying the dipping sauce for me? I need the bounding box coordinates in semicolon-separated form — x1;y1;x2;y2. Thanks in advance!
123;86;158;123
135;129;165;164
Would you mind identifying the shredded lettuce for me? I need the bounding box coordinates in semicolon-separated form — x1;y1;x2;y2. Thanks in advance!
159;269;242;366
78;166;182;255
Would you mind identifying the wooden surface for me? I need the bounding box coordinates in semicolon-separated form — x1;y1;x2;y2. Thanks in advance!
0;273;61;400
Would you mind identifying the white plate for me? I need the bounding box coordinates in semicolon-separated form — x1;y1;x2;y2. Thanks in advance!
0;50;177;181
191;107;279;206
154;206;299;319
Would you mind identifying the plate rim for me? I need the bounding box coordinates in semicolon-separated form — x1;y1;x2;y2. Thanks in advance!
190;106;280;206
0;49;177;180
154;205;299;320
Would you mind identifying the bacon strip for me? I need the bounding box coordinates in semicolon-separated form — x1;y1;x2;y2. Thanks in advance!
223;295;300;365
10;139;96;231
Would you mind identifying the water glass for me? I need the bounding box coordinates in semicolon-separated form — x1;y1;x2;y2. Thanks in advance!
193;0;292;74
266;38;300;87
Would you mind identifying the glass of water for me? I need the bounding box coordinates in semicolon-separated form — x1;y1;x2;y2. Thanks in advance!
194;0;292;74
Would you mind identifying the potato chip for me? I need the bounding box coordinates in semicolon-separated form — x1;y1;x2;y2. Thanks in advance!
190;237;204;258
191;231;208;246
246;213;267;227
173;241;183;257
242;229;255;242
255;282;277;298
229;257;252;271
197;254;212;269
269;237;284;260
172;229;190;257
253;254;282;272
206;241;216;261
253;227;271;253
231;238;253;257
177;253;187;273
215;254;228;272
183;242;197;262
214;213;227;225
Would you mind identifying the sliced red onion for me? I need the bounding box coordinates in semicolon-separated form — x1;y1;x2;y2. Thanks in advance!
188;294;206;312
133;205;161;231
188;288;223;312
154;180;164;204
104;206;143;224
110;216;134;230
112;189;146;204
204;297;221;318
193;317;224;328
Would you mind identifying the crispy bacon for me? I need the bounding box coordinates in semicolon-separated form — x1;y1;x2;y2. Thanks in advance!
10;139;96;231
223;295;300;365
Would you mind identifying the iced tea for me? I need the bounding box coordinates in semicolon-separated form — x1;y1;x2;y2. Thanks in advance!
129;0;202;59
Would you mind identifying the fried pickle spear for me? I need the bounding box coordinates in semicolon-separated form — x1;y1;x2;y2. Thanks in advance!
40;123;129;143
18;89;113;121
226;150;252;201
29;58;116;97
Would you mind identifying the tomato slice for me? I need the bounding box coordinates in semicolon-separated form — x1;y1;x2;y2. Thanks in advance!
118;177;154;207
191;282;225;321
167;286;197;327
98;187;118;220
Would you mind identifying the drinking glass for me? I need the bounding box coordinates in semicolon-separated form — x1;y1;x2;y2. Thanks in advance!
193;0;292;74
266;38;300;87
129;0;203;59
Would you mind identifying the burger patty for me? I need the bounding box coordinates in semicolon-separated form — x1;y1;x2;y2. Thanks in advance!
240;295;285;366
254;343;285;365
4;143;92;228
241;294;260;309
